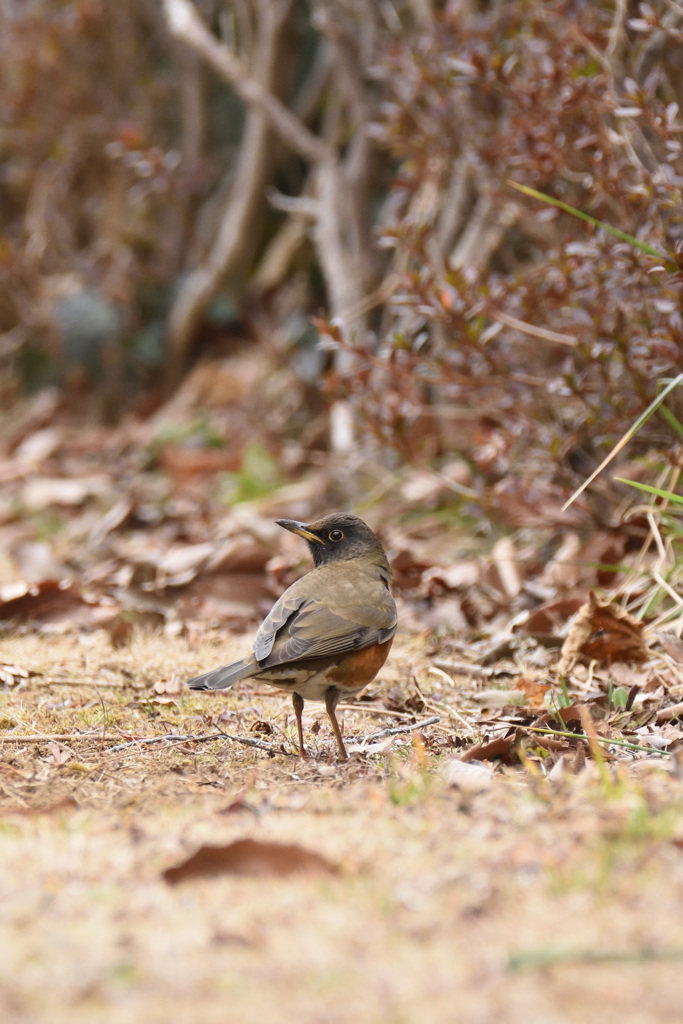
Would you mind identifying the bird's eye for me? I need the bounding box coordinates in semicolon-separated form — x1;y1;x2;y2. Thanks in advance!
328;529;344;542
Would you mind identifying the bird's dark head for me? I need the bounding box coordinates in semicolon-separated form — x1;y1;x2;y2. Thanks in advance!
276;513;391;576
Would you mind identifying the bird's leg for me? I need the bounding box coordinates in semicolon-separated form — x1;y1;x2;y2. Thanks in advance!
325;686;348;761
292;691;307;757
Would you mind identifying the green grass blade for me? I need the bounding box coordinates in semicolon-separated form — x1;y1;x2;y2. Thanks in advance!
562;374;683;510
508;181;672;265
658;403;683;440
615;478;683;505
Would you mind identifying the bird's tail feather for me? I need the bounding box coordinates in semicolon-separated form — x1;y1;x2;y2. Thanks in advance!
187;657;255;691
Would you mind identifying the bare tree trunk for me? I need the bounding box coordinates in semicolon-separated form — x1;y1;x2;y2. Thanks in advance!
164;0;394;456
164;0;296;387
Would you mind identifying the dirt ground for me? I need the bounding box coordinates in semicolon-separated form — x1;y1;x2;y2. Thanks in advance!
1;629;683;1024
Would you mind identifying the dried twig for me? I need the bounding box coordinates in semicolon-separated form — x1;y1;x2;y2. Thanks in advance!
356;716;440;746
432;659;514;679
164;0;316;380
164;0;330;164
106;717;441;755
164;0;378;453
338;704;421;719
491;310;577;347
0;733;102;743
36;679;139;689
105;730;276;754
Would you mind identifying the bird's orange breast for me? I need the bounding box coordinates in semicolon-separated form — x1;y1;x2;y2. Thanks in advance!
328;637;394;689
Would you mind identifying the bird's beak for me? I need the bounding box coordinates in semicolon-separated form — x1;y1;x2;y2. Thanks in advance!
275;519;324;545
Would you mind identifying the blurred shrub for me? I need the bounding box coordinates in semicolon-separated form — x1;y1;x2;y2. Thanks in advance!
325;1;683;516
1;0;682;523
0;0;191;392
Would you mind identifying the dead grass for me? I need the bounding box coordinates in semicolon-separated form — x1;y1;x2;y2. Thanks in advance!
1;629;683;1023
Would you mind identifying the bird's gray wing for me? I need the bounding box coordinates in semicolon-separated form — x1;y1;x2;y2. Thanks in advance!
253;589;308;661
255;574;396;668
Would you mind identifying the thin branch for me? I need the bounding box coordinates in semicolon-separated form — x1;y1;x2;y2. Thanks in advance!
164;0;331;164
105;730;276;754
356;716;441;746
492;311;578;348
314;160;365;325
0;732;102;743
250;215;310;295
431;659;511;679
451;198;520;275
338;704;421;719
35;679;139;689
606;0;628;68
436;151;477;256
312;6;369;128
165;0;294;378
266;187;319;218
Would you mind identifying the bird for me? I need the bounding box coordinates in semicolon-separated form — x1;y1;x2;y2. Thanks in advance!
187;513;397;760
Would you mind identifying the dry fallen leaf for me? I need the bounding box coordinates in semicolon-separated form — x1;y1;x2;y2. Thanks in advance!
656;631;683;666
514;675;551;708
547;744;587;784
106;617;135;648
0;579;118;630
159;445;242;485
175;574;276;624
250;720;273;735
418;560;481;596
14;425;63;463
460;734;516;764
13;541;66;582
47;741;72;765
491;536;522;599
558;593;649;676
523;595;586;636
539;531;582;590
163;838;338;884
21;475;111;509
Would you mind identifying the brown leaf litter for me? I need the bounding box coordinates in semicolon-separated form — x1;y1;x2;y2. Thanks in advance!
163;838;338;883
558;593;650;676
